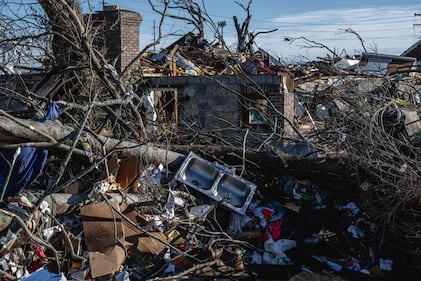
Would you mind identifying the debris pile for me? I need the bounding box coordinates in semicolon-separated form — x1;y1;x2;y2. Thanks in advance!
0;142;415;281
1;2;421;281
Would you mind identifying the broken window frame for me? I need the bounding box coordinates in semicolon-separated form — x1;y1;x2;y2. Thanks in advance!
248;99;268;125
241;93;270;130
144;87;178;128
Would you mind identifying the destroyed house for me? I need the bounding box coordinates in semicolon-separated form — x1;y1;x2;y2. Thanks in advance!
401;39;421;71
138;29;295;136
356;52;417;76
144;74;293;135
402;39;421;61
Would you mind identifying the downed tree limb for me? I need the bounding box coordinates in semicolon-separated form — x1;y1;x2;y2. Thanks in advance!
0;115;354;190
150;261;217;281
49;92;98;188
0;109;57;143
0;270;17;281
99;193;202;262
0;208;61;270
0;142;86;157
0;147;20;201
38;0;148;138
0;192;159;232
0;116;184;166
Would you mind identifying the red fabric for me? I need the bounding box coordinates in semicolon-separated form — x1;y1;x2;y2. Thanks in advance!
31;244;46;258
30;260;44;273
261;208;273;220
268;219;283;241
263;218;283;241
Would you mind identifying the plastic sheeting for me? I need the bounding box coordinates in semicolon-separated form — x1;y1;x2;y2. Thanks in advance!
0;102;62;199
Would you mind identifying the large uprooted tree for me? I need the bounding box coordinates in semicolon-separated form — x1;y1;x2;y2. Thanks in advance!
0;0;298;211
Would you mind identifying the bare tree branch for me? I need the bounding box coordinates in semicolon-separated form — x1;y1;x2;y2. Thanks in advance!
284;35;340;59
339;27;368;53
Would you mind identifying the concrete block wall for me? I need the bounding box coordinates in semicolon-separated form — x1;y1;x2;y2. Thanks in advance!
147;75;286;132
181;83;240;129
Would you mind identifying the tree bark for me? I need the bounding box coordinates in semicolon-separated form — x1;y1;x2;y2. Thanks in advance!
38;0;85;68
0;116;184;165
233;0;253;53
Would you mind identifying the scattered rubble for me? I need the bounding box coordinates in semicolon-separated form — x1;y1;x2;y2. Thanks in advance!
0;142;419;281
1;2;421;281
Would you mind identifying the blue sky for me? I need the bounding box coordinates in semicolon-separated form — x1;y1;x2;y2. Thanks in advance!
85;0;421;62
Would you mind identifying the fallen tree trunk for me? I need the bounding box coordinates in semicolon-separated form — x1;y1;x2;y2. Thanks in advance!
0;116;184;166
0;115;355;189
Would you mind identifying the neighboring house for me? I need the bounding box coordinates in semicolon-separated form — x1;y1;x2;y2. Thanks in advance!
401;39;421;60
401;39;421;71
355;52;416;76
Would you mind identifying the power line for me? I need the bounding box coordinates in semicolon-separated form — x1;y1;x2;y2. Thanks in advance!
107;0;418;27
414;12;421;27
139;17;415;33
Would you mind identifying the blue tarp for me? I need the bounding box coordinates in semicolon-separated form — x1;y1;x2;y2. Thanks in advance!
21;269;67;281
0;102;62;199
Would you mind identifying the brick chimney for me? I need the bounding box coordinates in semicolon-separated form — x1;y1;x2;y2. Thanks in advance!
91;6;142;73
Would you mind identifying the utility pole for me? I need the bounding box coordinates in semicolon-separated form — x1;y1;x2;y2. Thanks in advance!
101;0;109;10
153;20;156;52
217;20;226;45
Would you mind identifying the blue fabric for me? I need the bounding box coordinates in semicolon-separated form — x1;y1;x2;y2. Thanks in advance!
21;269;67;281
37;102;63;122
0;102;62;199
